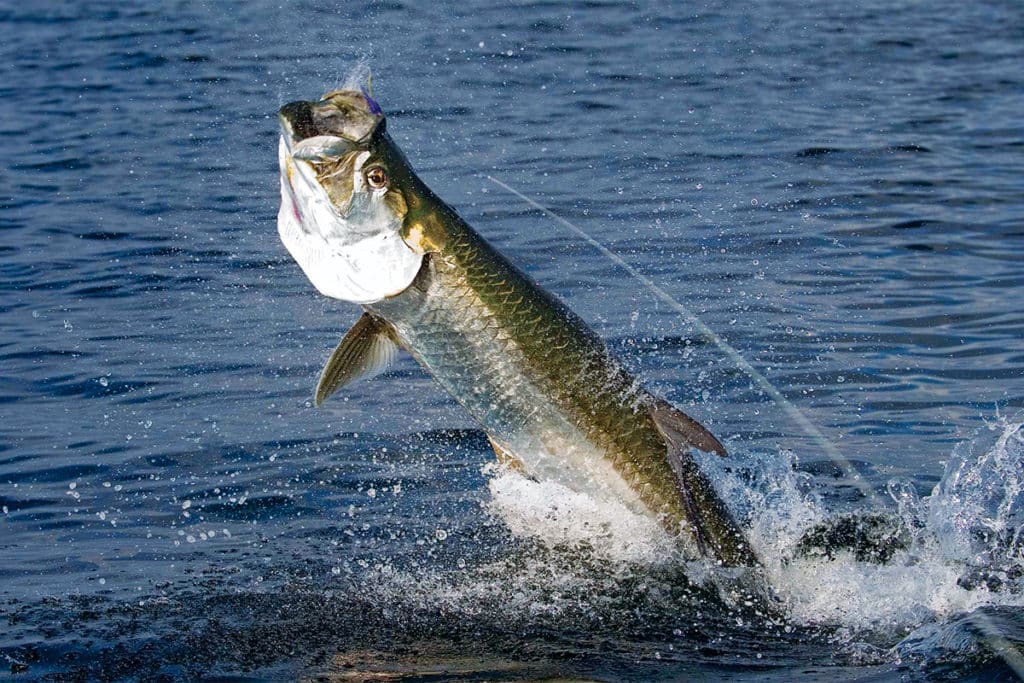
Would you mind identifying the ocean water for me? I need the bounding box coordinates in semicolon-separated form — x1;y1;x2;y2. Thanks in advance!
2;0;1023;680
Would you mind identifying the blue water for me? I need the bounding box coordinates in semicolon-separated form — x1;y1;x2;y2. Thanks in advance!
2;1;1024;680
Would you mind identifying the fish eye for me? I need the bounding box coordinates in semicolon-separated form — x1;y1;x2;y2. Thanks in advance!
365;167;388;190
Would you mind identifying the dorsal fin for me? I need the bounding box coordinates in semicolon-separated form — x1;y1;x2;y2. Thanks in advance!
315;313;401;406
649;399;761;567
650;399;727;457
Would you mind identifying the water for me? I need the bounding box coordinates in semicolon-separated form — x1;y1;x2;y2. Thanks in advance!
2;0;1023;679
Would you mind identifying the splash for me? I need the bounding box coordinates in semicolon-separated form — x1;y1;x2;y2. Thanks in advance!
466;415;1024;637
710;414;1024;632
484;463;675;565
928;415;1024;577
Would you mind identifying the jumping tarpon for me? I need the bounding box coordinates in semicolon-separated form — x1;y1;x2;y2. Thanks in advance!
276;88;759;567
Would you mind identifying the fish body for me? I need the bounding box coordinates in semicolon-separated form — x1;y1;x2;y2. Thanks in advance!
277;89;759;567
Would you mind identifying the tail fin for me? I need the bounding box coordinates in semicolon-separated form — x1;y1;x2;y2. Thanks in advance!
650;400;760;567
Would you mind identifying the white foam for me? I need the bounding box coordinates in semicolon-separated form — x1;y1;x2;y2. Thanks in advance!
928;415;1024;568
484;464;675;565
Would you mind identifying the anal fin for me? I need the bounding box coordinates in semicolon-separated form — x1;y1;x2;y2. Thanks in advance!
488;436;531;476
315;313;401;406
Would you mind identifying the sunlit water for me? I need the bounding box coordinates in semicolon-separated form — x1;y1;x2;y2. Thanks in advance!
2;1;1023;680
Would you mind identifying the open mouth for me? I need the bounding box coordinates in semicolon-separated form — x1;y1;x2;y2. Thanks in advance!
279;100;318;143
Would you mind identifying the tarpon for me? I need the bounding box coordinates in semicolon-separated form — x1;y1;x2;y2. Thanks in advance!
276;89;760;567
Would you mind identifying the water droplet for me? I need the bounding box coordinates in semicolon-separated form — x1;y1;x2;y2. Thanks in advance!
435;528;448;541
98;376;109;387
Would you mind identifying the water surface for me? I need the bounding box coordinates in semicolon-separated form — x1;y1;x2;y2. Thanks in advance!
2;1;1024;680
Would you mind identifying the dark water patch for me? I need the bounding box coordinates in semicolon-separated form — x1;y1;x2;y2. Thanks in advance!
77;231;131;241
196;494;307;522
887;144;932;154
873;38;916;49
878;311;1004;330
227;257;296;271
389;106;474;121
0;462;108;484
10;157;93;172
71;283;136;298
890;219;942;230
576;99;619;111
0;495;59;512
31;375;160;401
0;348;93;363
796;147;845;158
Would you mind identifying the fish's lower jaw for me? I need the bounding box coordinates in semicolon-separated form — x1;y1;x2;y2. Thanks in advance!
275;170;423;303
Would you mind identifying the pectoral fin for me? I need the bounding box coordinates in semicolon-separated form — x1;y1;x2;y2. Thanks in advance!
315;313;401;406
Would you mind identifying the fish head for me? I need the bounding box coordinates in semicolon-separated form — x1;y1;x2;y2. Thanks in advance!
277;89;435;304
